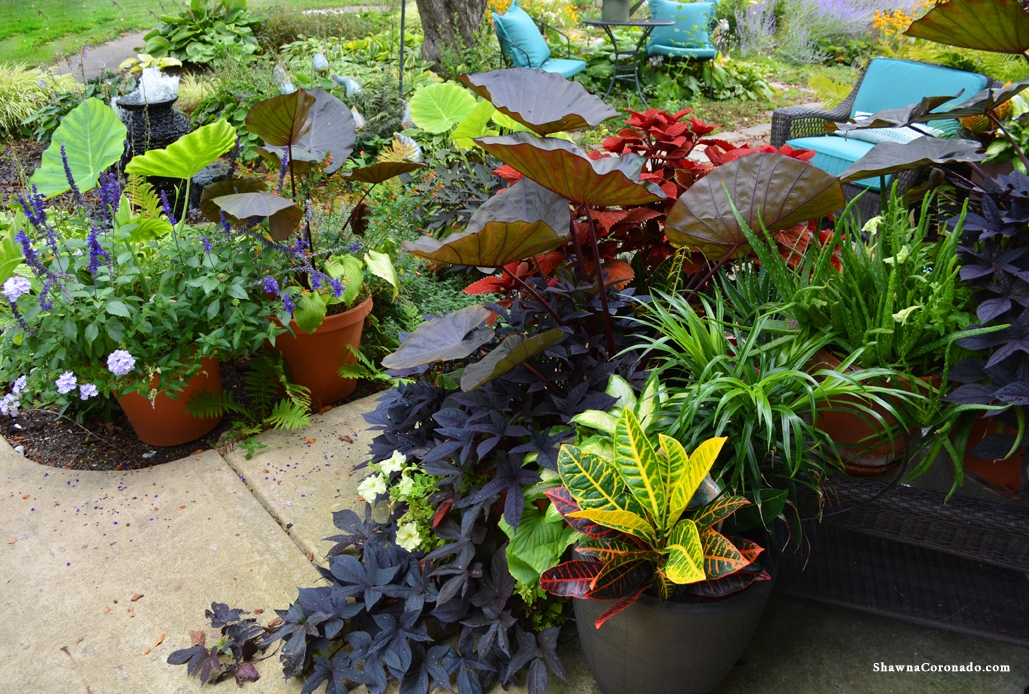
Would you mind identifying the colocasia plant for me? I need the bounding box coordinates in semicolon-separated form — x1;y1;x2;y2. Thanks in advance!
0;98;281;418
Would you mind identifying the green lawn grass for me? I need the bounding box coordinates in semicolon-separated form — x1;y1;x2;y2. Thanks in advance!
0;0;376;66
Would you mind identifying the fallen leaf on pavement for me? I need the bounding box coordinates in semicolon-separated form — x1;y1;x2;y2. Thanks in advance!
131;593;144;602
253;609;264;614
22;494;29;499
266;617;283;628
190;630;205;646
103;606;110;613
141;647;150;656
154;634;165;646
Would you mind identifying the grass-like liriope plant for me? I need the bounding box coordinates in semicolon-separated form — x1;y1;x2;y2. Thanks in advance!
540;410;769;628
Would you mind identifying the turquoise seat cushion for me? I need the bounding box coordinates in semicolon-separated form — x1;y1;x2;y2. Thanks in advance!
647;44;718;59
647;0;715;52
786;135;892;191
850;58;988;136
539;58;587;78
493;3;550;68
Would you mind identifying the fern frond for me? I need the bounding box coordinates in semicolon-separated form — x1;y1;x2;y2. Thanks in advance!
186;390;244;418
243;352;281;416
283;381;312;411
127;173;163;218
808;74;852;110
265;399;311;431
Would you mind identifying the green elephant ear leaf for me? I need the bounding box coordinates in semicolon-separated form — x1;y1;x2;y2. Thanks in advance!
125;119;237;180
904;0;1029;54
460;328;566;391
451;99;498;149
500;501;580;584
381;305;495;369
211;191;303;241
245;89;316;147
665;153;845;259
403;177;569;267
408;82;477;134
31;97;127;198
663;518;705;584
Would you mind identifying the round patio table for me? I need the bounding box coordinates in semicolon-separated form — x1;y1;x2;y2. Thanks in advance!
581;18;674;107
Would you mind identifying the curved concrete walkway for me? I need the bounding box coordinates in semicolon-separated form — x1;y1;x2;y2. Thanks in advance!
2;393;1027;693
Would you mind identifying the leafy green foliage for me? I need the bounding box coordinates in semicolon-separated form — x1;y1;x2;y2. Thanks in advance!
127;119;238;181
31;98;127;198
144;0;262;65
0;64;77;134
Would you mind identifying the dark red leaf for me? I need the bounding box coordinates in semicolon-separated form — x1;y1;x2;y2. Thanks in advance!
540;560;604;598
592;586;644;629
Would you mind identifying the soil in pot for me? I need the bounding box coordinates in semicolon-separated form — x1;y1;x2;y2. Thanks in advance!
573;575;774;694
274;296;373;410
117;355;223;447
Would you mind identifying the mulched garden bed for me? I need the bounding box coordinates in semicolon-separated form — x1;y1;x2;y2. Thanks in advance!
1;138;44;200
0;360;383;471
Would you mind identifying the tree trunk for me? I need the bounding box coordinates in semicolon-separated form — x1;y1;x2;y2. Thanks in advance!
416;0;490;70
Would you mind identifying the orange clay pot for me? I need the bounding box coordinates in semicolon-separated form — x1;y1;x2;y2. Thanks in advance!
273;296;373;410
963;415;1026;497
116;356;223;447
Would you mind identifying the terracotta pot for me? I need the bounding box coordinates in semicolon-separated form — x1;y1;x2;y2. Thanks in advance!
274;296;373;410
810;350;936;476
963;415;1026;496
117;356;223;447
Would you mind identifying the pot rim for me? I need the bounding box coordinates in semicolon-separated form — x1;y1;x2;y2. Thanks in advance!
579;574;775;618
288;295;374;335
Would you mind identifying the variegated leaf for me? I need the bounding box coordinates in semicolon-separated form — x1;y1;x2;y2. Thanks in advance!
614;409;667;528
731;537;766;565
577;537;658;562
539;560;604;598
557;445;646;517
586;556;651;599
699;527;748;579
685;568;771;598
668;437;726;523
662;518;705;584
691;495;750;529
660;434;692;523
593;586;645;629
568;508;655;542
546;487;649;546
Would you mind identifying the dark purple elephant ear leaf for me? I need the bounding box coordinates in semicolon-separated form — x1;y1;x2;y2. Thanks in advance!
665;153;845;259
245;88;315;147
381;305;495;370
460;329;566;392
459;69;619;136
476;132;666;207
839;137;984;182
829;94;959;134
211;191;303;241
939;79;1029;119
347;161;426;184
262;88;356;173
905;0;1029;54
199;177;267;223
403;177;569;267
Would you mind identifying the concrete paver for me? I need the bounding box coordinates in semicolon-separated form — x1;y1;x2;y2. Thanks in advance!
0;440;323;693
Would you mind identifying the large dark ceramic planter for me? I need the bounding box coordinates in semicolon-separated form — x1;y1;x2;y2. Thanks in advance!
117;355;223;447
573;577;774;694
273;296;373;410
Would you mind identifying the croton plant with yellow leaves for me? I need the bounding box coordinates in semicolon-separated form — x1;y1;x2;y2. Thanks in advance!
540;410;770;628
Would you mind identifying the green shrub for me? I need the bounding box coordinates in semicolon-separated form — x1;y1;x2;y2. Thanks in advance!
144;0;263;65
255;6;383;52
190;58;279;159
0;65;78;135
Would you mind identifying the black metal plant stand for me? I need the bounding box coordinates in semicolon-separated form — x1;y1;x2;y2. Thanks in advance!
581;18;674;107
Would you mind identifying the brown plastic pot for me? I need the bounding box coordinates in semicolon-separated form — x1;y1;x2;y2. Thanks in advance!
810;350;936;476
116;356;223;447
963;415;1025;497
274;296;373;410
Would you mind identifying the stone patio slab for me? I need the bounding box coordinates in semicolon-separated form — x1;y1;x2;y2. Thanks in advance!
0;440;323;694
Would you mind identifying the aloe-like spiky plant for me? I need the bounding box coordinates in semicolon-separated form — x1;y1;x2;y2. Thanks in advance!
539;410;768;628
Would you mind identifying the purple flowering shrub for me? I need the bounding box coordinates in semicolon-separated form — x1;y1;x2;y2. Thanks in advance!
0;100;284;419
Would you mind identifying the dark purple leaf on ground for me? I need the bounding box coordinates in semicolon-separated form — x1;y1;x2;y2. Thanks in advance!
665;153;845;259
460;69;619;135
904;0;1029;54
235;662;260;685
476;132;666;207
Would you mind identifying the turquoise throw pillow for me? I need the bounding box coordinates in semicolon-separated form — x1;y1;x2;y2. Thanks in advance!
493;4;551;68
648;0;715;49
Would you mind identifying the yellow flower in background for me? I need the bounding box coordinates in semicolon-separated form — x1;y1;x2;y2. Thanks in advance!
489;0;514;14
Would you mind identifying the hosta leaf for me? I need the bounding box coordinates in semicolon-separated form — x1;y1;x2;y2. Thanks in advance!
904;0;1029;54
567;508;654;542
500;501;579;584
539;560;603;598
125;119;237;180
839;137;984;181
326;255;363;306
381;305;494;369
32;98;127;198
262;88;355;173
699;527;747;579
408;82;477;134
569;409;619;434
613;409;667;529
668;437;726;524
245;89;316;147
691;495;749;529
665;153;845;259
199;178;267;223
211;191;303;241
662;519;705;584
476;132;666;207
403;178;569;267
460;328;565;391
460;69;619;136
347;161;426;184
294;292;327;335
364;250;399;299
450;99;498;149
585;556;650;600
